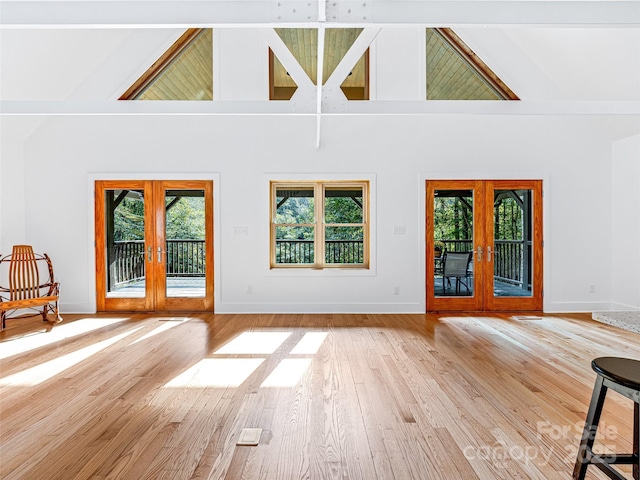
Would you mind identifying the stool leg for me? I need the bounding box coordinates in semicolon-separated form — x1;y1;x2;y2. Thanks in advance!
573;375;608;480
634;401;638;480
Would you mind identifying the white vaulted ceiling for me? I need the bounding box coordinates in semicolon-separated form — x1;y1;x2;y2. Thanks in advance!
3;26;639;101
0;0;638;144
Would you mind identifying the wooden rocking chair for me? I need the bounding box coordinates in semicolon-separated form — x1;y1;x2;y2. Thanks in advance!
0;245;63;331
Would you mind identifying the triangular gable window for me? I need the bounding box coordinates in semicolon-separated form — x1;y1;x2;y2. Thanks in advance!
120;29;212;100
270;28;369;101
426;28;518;100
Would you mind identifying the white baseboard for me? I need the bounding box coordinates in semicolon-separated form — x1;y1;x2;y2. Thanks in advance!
543;301;616;313
215;302;424;314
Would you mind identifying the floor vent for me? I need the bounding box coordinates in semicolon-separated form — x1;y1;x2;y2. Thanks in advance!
511;315;543;320
237;428;262;446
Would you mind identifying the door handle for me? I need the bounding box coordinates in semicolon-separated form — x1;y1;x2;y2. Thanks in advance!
475;246;483;262
487;246;493;262
147;246;152;262
157;246;164;263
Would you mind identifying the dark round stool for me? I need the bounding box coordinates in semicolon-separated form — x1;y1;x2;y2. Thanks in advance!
573;357;640;480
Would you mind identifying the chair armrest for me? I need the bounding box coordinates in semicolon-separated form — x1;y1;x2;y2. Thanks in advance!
38;281;60;297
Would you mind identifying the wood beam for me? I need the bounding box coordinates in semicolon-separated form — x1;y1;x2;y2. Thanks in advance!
2;100;640;116
1;1;638;28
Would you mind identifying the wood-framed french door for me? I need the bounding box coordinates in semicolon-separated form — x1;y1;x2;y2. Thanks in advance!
426;179;543;312
95;180;214;312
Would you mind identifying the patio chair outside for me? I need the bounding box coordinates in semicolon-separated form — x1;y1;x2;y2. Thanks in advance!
441;252;473;295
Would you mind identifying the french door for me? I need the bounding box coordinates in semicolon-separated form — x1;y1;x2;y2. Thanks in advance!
426;180;542;312
95;180;214;312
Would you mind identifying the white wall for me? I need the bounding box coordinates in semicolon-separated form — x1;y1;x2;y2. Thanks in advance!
0;118;37;250
11;111;613;314
1;26;630;314
611;134;640;310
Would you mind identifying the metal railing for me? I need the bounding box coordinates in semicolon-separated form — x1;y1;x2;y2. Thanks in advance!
109;238;528;289
438;239;531;290
276;239;314;264
108;239;206;288
165;240;205;277
275;239;364;264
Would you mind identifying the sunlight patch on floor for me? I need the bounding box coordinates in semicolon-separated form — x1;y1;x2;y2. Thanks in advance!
290;332;328;355
0;317;130;360
128;318;189;345
0;327;141;386
214;331;292;355
164;358;265;388
260;359;312;388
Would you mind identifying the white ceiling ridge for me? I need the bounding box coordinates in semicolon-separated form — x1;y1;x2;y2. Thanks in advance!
2;100;639;116
1;1;639;28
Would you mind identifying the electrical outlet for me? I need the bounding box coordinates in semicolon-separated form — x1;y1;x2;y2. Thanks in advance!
393;286;400;295
589;284;596;294
246;285;253;294
234;226;249;235
393;225;406;235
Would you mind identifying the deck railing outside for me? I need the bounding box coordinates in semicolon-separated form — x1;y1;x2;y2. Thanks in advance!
108;240;145;287
108;240;206;287
108;238;530;289
275;239;364;264
439;239;531;290
165;239;205;277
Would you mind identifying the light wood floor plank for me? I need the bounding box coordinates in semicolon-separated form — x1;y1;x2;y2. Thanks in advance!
1;312;639;479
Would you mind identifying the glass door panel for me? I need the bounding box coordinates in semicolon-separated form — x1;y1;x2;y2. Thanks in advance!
164;189;206;298
492;189;533;298
106;189;147;298
485;181;542;311
426;180;483;311
154;180;214;311
433;188;474;298
96;181;155;311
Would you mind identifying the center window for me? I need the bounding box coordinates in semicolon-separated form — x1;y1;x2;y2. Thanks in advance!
270;181;369;269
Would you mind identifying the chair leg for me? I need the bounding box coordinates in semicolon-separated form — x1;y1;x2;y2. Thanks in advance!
45;302;63;324
574;375;608;480
1;310;5;331
634;401;638;480
53;302;62;323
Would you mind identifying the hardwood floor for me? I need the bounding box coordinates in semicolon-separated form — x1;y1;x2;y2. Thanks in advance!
1;312;638;479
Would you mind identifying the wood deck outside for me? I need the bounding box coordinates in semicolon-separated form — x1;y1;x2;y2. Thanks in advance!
107;277;206;298
1;313;638;479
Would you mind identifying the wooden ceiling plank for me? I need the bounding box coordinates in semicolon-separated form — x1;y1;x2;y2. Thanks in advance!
325;27;380;88
263;28;315;90
434;27;519;100
120;28;205;100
